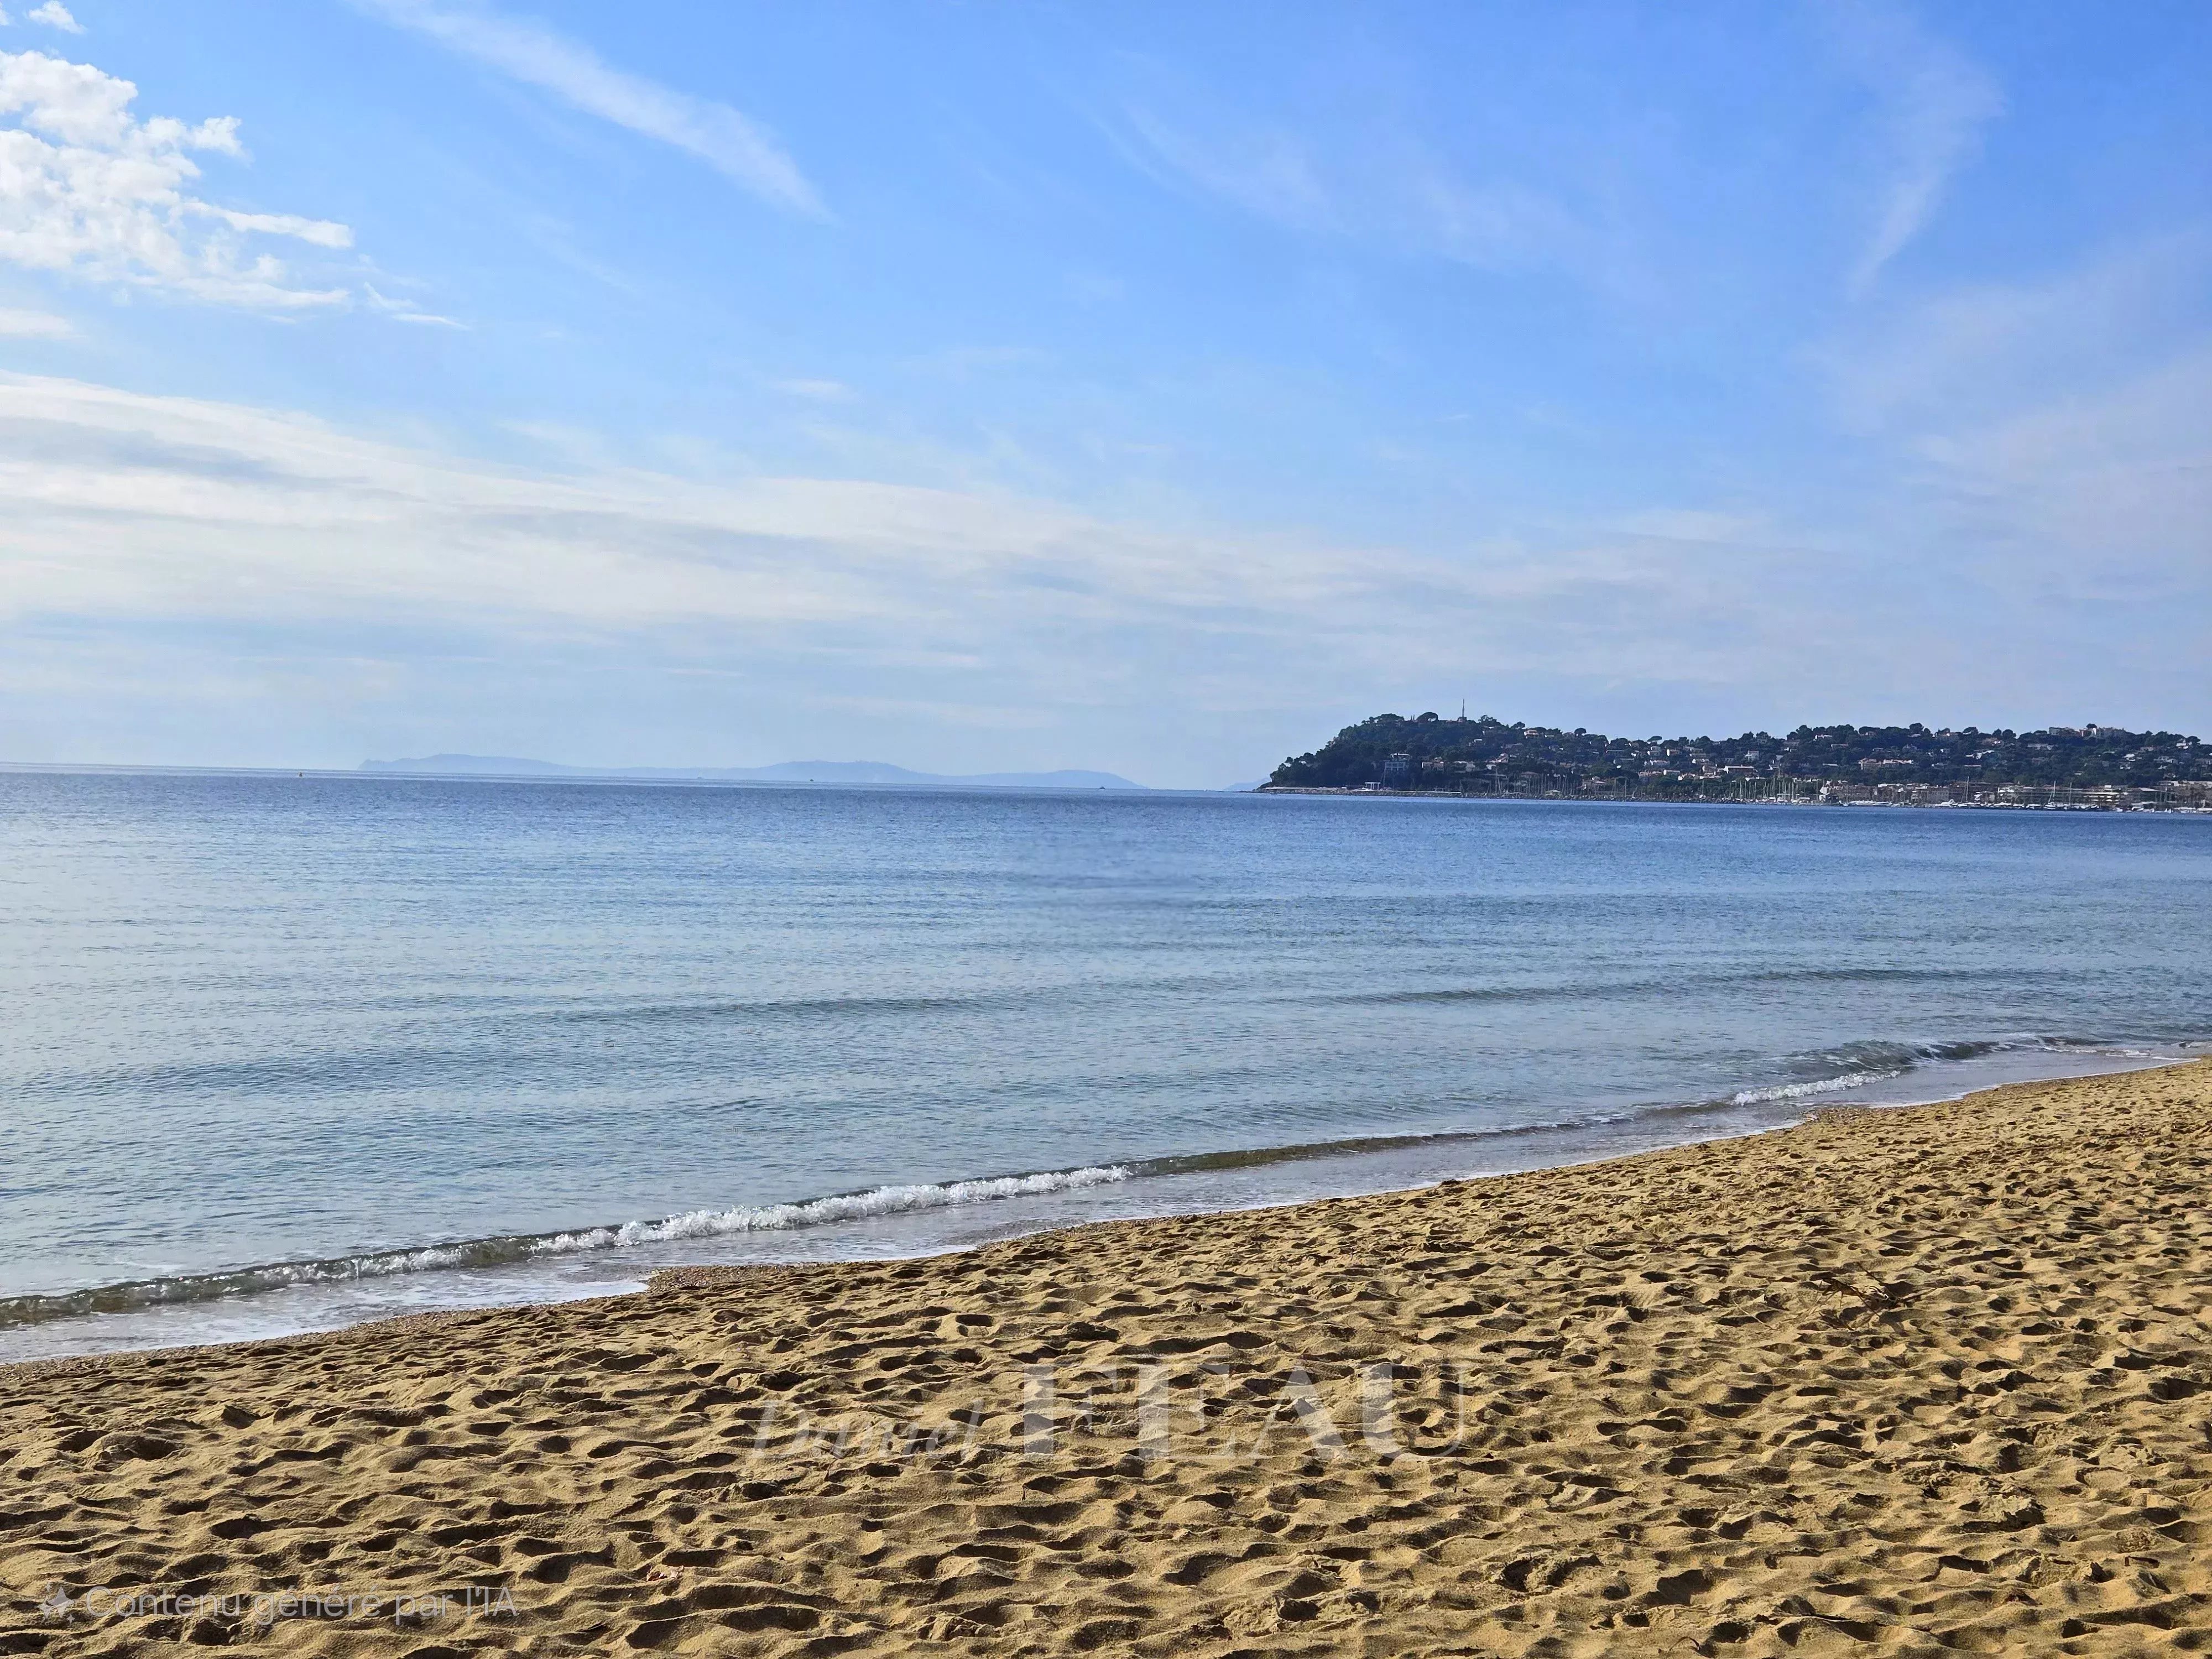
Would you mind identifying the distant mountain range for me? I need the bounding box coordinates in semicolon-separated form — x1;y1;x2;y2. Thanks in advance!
360;754;1150;790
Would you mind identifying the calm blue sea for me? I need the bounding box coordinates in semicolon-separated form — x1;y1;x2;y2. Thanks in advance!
2;770;2206;1360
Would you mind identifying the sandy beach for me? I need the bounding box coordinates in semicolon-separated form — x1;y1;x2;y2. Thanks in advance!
4;1062;2208;1656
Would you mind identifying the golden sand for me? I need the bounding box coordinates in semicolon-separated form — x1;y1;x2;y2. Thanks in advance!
4;1063;2210;1656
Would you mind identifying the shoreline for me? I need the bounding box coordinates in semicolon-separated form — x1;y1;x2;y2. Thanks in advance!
1;1049;2192;1381
1;1041;2194;1365
1259;785;2212;813
4;1062;2209;1653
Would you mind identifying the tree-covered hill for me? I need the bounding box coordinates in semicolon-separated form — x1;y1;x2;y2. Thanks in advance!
1268;715;2212;794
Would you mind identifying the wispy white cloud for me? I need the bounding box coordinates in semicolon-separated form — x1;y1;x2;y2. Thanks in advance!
1112;91;1590;278
0;370;1845;693
1615;509;1769;545
0;304;70;335
2;368;2204;773
0;47;352;307
1919;343;2212;590
772;377;854;403
1829;246;2212;595
364;282;464;327
13;362;2163;731
1820;232;2212;429
358;0;825;218
195;205;352;249
1117;103;1334;232
1828;1;2004;294
27;3;81;33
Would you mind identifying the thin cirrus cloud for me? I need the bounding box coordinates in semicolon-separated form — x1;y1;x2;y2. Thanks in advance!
14;361;2171;759
1828;1;2004;295
0;46;354;308
773;377;856;403
366;283;466;328
0;368;1857;700
197;206;354;249
357;0;826;218
1107;79;1593;281
1;361;2203;773
1822;239;2212;594
0;305;70;336
1818;232;2212;431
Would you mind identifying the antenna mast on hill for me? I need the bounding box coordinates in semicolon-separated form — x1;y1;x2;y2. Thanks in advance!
1460;699;1466;721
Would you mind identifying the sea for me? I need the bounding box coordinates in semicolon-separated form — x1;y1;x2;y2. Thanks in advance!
2;769;2206;1363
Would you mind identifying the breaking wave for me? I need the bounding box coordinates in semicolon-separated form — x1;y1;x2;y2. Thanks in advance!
3;1031;2187;1338
0;1164;1131;1331
1729;1069;1904;1105
531;1167;1131;1254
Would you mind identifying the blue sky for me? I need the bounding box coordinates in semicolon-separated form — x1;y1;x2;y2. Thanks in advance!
1;1;2206;786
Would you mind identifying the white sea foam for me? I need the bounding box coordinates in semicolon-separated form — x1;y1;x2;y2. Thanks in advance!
531;1164;1134;1256
0;1164;1140;1331
1729;1068;1903;1106
294;1243;473;1280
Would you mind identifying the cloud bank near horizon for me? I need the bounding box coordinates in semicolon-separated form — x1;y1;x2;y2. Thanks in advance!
0;352;2202;782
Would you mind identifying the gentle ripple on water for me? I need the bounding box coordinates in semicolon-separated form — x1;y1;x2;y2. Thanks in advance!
0;769;2206;1358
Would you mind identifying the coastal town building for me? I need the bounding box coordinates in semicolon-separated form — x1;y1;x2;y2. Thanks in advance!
1266;716;2212;811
